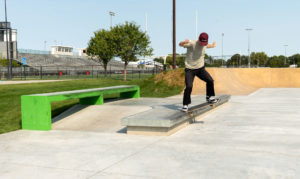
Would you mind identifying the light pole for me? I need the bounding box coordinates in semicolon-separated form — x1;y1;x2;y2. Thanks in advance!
44;41;47;51
109;11;115;28
222;33;224;66
145;12;148;34
172;0;176;69
245;28;253;68
284;45;288;65
5;0;12;80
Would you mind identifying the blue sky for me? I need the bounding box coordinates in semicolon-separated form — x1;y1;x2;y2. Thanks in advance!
6;0;300;57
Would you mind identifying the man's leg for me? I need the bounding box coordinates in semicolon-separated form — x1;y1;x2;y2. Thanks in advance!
183;68;195;105
195;67;215;98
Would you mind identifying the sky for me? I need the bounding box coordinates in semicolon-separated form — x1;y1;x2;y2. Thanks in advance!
5;0;300;58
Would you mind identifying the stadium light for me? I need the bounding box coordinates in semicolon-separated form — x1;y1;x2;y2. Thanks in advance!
245;28;253;68
109;11;115;28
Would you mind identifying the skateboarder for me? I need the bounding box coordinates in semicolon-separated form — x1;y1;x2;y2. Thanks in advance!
179;32;218;112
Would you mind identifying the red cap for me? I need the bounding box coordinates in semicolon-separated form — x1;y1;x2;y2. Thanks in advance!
199;32;209;46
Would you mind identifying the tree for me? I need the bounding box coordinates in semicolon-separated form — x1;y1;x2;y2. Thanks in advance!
0;59;21;67
166;55;185;68
288;54;300;66
87;29;115;77
267;55;288;67
250;52;268;67
153;57;164;65
111;22;153;80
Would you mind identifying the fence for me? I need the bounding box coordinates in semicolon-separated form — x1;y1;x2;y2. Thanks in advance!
0;65;163;80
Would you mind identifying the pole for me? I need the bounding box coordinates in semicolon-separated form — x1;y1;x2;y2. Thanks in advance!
145;12;148;34
172;0;176;69
222;33;224;66
44;41;47;51
245;28;253;68
109;11;115;28
5;0;11;80
284;45;288;65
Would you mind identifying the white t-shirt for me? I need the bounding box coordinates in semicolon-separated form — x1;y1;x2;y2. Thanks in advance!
184;40;206;69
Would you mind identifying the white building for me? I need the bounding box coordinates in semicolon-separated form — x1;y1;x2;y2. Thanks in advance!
78;48;88;57
51;46;73;56
0;22;17;59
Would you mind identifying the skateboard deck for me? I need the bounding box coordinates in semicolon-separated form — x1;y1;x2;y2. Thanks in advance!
181;98;221;122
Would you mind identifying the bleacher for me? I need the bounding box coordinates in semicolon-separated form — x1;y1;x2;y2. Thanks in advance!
16;53;139;71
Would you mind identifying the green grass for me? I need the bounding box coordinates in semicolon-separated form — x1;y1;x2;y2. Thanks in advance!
2;72;155;81
0;76;184;134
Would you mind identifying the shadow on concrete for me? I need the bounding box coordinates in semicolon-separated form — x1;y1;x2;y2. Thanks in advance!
117;127;127;134
160;104;181;111
52;97;124;124
52;104;89;123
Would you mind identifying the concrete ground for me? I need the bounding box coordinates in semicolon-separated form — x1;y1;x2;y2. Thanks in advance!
1;88;300;178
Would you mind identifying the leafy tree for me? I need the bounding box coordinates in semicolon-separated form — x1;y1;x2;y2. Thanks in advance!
87;29;115;77
250;52;268;67
240;55;249;66
111;22;153;80
166;55;185;68
153;57;164;65
205;59;224;67
288;54;300;66
267;55;288;67
227;54;241;67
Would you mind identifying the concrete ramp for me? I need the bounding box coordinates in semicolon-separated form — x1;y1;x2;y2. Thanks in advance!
192;68;300;95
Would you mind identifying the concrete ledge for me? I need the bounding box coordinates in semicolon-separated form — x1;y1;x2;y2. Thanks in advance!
122;95;231;135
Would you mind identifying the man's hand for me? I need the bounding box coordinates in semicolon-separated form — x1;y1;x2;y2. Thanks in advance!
179;39;190;47
207;41;216;48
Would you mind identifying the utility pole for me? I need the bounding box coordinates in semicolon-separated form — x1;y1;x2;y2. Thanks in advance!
109;11;115;29
245;28;253;68
222;33;224;67
172;0;176;69
284;45;288;65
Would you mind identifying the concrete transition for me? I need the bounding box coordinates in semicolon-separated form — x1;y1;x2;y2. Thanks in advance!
192;68;300;95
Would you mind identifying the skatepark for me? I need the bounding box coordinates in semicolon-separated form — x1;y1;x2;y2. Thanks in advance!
1;68;300;178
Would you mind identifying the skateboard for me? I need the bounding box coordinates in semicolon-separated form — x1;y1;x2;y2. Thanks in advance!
181;98;221;123
208;98;221;108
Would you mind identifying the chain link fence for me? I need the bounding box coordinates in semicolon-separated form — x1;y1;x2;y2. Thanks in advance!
0;65;163;80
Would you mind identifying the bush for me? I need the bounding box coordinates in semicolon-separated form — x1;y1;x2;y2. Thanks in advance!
0;59;21;67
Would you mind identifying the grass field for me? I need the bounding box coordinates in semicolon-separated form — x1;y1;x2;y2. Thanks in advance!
0;76;184;134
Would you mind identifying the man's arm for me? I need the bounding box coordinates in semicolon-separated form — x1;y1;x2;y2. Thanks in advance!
179;39;190;47
207;41;216;48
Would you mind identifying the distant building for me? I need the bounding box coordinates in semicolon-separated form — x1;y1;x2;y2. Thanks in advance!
0;22;17;59
51;45;73;56
78;48;88;57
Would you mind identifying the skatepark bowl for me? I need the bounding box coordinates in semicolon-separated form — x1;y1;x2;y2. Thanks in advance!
1;68;300;178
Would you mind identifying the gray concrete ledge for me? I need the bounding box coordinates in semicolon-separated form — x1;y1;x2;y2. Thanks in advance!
122;95;230;135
